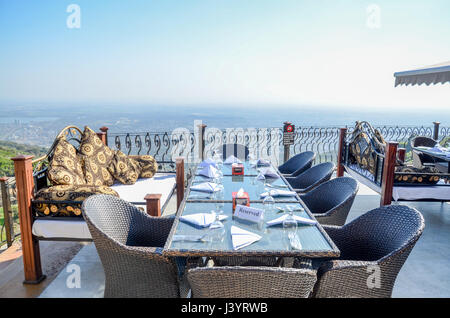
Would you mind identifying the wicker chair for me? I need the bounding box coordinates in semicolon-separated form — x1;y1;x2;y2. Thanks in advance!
411;136;437;168
188;260;317;298
278;151;316;176
299;177;358;226
285;162;335;193
222;143;249;161
312;205;425;298
82;194;188;298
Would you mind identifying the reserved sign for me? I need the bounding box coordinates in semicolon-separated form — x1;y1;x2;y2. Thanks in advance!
234;204;264;223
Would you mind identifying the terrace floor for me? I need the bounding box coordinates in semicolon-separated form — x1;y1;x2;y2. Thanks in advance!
0;182;449;298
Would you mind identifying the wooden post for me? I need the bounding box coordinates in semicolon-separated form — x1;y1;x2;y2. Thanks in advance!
176;157;185;209
0;177;14;247
380;142;398;206
397;148;406;163
336;128;347;177
144;194;161;217
96;131;107;145
99;126;109;146
197;123;207;161
12;155;45;284
283;121;291;163
433;122;440;141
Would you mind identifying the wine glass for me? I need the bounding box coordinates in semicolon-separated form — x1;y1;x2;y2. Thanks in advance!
282;205;298;250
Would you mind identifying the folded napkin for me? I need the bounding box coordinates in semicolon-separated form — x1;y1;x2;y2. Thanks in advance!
256;159;271;167
180;213;228;228
256;168;280;180
198;158;217;168
260;189;297;198
266;214;317;227
230;226;262;250
224;155;242;164
198;165;219;178
429;145;448;153
191;182;221;193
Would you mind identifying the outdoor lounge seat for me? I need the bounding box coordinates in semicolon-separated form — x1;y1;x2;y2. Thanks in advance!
312;205;424;298
411;136;438;168
82;194;189;298
299;177;358;226
187;260;317;298
278;151;315;176
285;162;335;193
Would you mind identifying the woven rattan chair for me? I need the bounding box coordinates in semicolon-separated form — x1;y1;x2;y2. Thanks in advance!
312;205;425;298
299;177;358;226
278;151;316;176
411;136;438;168
285;162;335;193
82;194;188;298
188;261;317;298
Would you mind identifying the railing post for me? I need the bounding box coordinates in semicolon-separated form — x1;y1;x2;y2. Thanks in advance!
176;157;185;210
0;177;14;247
197;123;207;161
433;122;440;141
11;155;45;284
397;148;406;163
380;141;398;206
336;128;347;177
144;194;161;217
99;126;109;146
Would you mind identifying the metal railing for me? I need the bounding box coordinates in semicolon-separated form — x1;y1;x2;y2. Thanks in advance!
0;177;19;248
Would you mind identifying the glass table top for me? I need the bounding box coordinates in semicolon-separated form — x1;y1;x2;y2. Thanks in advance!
164;201;338;257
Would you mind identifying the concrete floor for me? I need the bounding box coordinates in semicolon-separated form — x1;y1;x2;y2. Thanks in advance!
2;184;449;298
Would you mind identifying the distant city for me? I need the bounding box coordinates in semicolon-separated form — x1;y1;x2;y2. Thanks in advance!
0;104;448;147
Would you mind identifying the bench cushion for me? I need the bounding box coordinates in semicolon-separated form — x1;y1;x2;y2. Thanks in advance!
34;185;119;217
32;219;92;240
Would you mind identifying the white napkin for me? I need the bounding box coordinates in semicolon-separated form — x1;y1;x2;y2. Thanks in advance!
198;158;217;168
191;182;221;193
230;226;262;250
256;159;271;167
429;146;450;157
256;168;280;180
180;213;228;228
198;165;219;178
260;189;297;198
266;214;317;227
224;155;242;164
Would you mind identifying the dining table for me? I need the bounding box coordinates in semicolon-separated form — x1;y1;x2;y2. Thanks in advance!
163;159;340;259
412;146;450;173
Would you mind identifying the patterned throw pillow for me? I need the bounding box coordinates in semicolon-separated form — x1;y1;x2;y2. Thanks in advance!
48;136;86;186
79;126;115;186
33;184;119;217
394;165;441;184
129;155;158;178
108;150;140;185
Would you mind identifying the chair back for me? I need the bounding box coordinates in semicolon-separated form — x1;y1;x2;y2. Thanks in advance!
222;143;249;161
278;151;315;176
411;136;437;148
290;162;335;192
300;177;358;226
188;266;317;298
338;205;424;262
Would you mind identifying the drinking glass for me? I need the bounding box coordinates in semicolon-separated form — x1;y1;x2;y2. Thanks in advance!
282;205;298;249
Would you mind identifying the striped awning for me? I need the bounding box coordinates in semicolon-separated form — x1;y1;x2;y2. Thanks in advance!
394;61;450;87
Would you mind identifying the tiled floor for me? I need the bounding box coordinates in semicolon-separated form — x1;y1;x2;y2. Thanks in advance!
2;183;449;298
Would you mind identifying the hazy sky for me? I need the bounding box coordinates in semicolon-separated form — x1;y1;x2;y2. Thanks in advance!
0;0;449;110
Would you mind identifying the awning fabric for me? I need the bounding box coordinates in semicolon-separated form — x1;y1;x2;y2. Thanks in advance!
394;61;450;87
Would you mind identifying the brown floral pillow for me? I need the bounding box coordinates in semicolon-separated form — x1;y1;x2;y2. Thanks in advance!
129;155;158;178
108;150;140;185
79;126;115;186
48;136;86;186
